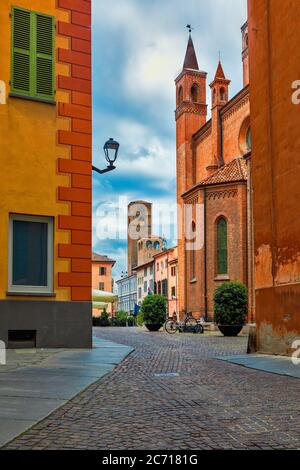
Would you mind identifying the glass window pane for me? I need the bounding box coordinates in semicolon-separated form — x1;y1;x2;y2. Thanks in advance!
217;218;228;275
13;220;48;286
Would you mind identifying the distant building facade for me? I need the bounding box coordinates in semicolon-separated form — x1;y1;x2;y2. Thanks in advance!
92;253;115;315
176;25;254;322
136;261;155;306
154;247;178;318
92;253;115;292
116;274;137;315
167;247;179;318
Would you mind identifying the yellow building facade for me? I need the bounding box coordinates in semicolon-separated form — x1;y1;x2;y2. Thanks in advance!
0;0;92;348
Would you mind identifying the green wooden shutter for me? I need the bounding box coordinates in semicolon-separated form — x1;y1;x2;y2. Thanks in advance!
35;13;55;100
217;218;228;275
11;8;31;96
11;7;54;101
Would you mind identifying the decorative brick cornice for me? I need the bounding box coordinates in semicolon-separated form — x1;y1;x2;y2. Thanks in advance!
175;102;207;120
175;69;207;84
221;85;250;122
206;189;238;200
185;194;199;205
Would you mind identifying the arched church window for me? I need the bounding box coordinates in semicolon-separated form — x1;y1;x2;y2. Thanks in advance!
246;127;252;151
238;116;251;155
245;33;249;48
146;240;152;250
178;86;183;106
213;88;217;104
190;221;196;279
191;84;198;103
217;217;228;275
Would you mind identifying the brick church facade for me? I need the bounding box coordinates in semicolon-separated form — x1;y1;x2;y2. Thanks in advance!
176;23;254;321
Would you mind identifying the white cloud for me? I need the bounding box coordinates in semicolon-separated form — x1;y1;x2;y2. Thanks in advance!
92;0;247;273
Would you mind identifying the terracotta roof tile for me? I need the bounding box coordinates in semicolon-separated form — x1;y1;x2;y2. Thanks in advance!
214;61;226;79
198;158;248;186
92;252;116;264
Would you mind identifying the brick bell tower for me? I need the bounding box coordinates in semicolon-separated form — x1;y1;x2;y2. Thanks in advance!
175;32;207;314
175;33;207;194
209;61;230;173
241;21;249;87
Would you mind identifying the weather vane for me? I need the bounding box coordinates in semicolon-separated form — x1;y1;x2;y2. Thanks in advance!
186;24;194;34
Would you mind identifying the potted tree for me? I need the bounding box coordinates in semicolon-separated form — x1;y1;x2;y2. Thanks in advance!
141;295;166;332
214;281;248;337
98;309;110;327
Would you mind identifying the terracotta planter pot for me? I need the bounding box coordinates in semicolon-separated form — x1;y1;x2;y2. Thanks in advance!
217;324;243;337
145;324;162;332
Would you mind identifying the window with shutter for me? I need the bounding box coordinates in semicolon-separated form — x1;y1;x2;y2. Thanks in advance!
11;7;55;102
217;217;228;275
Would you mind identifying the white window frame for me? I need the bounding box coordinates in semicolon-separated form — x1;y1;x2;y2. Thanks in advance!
8;214;54;295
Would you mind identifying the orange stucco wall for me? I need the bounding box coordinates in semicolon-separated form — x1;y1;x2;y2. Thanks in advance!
92;262;114;293
92;260;114;315
0;0;92;302
249;0;300;354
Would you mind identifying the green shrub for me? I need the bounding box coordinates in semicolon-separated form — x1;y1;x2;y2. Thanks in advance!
115;310;128;326
127;315;135;326
214;281;248;326
93;309;110;327
140;295;166;326
136;311;144;326
100;309;109;321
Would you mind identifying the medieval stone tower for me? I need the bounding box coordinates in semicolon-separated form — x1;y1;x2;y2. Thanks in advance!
127;201;152;275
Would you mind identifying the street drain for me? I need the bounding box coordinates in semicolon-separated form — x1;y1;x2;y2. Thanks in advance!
154;372;179;377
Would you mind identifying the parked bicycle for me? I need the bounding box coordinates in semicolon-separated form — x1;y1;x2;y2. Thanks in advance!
165;311;204;335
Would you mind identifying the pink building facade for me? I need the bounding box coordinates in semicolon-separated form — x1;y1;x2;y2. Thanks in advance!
154;247;178;318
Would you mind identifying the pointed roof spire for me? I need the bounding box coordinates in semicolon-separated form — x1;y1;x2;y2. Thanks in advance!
214;60;226;80
183;34;199;71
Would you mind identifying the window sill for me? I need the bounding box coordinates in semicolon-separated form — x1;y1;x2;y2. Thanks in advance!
214;275;230;281
190;278;197;284
9;93;56;105
6;291;56;298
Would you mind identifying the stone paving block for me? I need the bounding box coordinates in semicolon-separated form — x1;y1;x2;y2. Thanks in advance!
4;328;300;450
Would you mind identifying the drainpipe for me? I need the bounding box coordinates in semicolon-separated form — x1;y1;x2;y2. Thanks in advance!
204;187;208;321
218;109;224;166
166;251;169;320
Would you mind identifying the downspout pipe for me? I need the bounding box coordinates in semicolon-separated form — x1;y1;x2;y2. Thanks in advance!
204;187;208;321
218;109;224;166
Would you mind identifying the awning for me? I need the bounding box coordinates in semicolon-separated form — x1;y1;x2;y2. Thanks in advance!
93;302;109;309
92;289;118;303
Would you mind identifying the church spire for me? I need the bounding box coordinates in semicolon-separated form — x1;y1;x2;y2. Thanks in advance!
214;60;226;80
183;34;199;71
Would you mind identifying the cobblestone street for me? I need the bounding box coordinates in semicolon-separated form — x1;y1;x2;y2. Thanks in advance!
5;328;300;450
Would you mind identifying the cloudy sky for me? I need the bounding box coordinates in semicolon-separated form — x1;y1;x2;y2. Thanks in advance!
92;0;247;280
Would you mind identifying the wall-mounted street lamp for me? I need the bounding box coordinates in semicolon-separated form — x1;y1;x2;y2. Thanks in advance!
92;138;120;175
